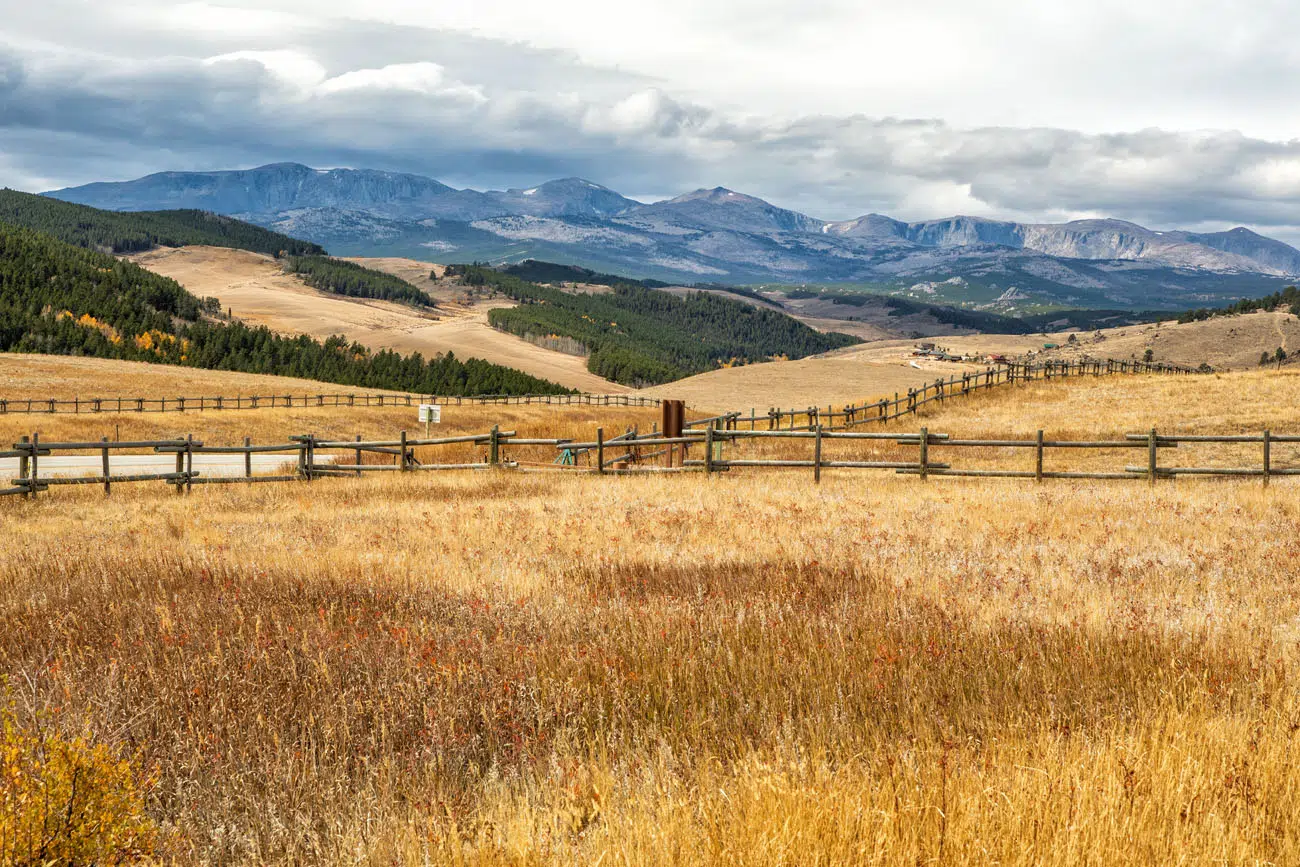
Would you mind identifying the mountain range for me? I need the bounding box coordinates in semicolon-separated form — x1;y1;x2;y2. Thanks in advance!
44;163;1300;310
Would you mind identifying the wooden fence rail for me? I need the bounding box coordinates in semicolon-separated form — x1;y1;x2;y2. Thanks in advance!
2;419;1293;499
686;358;1198;433
0;392;661;415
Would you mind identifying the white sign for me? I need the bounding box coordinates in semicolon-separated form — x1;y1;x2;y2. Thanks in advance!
418;404;441;423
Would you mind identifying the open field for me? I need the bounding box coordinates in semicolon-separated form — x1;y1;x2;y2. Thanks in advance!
0;354;410;402
3;369;1300;864
850;309;1300;371
651;312;1300;412
4;454;1300;864
129;247;626;394
642;354;990;412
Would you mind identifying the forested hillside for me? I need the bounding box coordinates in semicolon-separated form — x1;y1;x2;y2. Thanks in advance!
0;222;568;395
0;189;324;256
500;259;671;289
462;266;859;385
285;255;432;306
502;259;775;306
1177;285;1300;323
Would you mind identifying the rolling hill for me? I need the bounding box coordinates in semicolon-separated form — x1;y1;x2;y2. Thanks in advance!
0;220;569;396
0;188;324;255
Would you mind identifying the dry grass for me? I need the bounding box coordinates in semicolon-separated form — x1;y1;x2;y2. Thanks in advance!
915;366;1300;434
0;402;659;460
3;367;1300;864
699;368;1300;476
2;469;1299;864
0;354;411;402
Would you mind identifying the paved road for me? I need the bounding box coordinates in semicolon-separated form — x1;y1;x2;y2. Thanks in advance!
0;454;316;480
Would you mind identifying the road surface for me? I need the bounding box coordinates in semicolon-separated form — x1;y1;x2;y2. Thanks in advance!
0;453;317;480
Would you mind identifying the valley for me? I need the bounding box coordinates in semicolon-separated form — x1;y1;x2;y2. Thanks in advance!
121;245;1300;413
129;246;630;394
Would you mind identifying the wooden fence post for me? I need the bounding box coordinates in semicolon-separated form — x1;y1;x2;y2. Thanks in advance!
704;426;714;475
919;427;929;482
244;436;252;479
186;434;194;493
1147;427;1158;486
400;430;410;471
17;435;28;497
175;438;185;495
1035;430;1044;482
1264;429;1272;487
814;423;823;483
102;436;110;495
489;425;500;465
597;428;605;475
354;434;362;477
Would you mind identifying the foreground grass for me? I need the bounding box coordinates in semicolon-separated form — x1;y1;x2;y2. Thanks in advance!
2;469;1299;864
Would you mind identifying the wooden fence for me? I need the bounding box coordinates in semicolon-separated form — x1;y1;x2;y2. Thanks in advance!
0;392;660;415
2;421;1293;499
685;358;1197;433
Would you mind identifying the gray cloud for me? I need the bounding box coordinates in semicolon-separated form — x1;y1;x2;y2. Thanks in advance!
4;4;1300;246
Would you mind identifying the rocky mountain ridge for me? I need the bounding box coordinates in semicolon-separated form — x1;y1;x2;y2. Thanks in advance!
43;163;1300;309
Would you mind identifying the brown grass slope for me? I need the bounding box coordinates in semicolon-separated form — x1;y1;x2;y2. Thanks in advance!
129;247;627;394
0;353;414;402
650;311;1300;413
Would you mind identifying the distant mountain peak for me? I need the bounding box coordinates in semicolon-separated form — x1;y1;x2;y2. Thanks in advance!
40;163;1300;283
666;186;754;204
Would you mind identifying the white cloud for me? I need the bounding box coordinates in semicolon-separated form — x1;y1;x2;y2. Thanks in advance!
3;0;1300;246
203;49;327;91
316;62;484;102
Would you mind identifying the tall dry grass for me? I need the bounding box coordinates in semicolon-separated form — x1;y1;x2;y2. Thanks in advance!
697;369;1300;475
2;464;1300;863
0;403;660;462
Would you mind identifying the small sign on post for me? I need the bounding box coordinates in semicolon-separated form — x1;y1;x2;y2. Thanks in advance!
419;403;441;437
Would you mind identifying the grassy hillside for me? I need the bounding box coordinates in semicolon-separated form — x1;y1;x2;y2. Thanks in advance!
0;221;568;395
460;265;859;386
0;189;325;256
285;255;433;306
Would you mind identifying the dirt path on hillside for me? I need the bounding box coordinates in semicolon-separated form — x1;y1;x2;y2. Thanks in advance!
130;247;628;393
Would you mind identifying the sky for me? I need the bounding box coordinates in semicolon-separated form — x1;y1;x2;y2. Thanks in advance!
3;0;1300;242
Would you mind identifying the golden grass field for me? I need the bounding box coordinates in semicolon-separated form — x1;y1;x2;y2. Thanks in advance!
645;310;1300;412
4;366;1300;864
0;354;412;402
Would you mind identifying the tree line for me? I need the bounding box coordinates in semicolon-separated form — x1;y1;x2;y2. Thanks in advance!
284;256;433;306
1178;285;1300;324
0;222;569;396
0;189;324;256
458;265;859;386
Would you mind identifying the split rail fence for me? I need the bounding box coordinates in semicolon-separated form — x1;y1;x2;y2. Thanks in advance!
686;358;1197;433
0;392;660;415
1;356;1227;499
3;424;1293;499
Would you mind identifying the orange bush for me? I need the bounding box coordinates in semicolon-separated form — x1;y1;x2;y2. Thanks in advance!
1;702;158;865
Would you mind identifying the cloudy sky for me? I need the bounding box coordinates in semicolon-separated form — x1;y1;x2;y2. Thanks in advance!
4;0;1300;241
